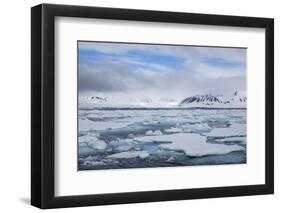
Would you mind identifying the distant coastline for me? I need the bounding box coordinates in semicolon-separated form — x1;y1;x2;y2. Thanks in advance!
79;107;247;111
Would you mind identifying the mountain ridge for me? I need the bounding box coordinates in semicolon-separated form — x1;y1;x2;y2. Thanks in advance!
79;91;247;109
179;91;246;108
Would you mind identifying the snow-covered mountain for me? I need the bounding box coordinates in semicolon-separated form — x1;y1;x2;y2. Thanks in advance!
180;94;222;105
226;91;247;106
79;91;246;109
80;96;108;104
179;91;247;108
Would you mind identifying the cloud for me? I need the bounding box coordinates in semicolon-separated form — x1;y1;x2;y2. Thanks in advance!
79;62;246;99
79;62;155;92
79;41;163;55
78;41;247;98
79;41;246;66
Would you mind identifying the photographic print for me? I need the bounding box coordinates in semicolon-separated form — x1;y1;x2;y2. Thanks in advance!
31;4;274;208
78;41;247;170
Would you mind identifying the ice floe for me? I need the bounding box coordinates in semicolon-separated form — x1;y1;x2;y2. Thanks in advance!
214;136;246;144
135;133;244;157
164;127;182;133
78;108;247;169
182;123;212;133
109;138;137;147
79;135;107;150
107;151;149;159
114;145;133;151
145;130;163;136
206;123;246;137
79;118;130;131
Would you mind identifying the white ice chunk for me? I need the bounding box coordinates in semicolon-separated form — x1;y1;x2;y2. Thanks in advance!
164;127;182;133
206;123;246;137
109;138;137;147
136;133;244;157
182;123;211;132
79;135;107;150
190;123;212;131
167;156;175;162
145;130;162;136
215;136;246;144
91;140;107;150
79;135;98;143
115;145;133;151
134;136;155;143
107;151;149;159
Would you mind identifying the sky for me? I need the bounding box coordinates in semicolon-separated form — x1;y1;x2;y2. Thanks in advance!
78;41;246;100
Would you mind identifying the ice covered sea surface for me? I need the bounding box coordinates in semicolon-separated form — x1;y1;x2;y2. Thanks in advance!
78;108;246;170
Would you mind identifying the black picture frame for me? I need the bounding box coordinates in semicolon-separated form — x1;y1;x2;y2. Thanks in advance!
31;3;274;209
